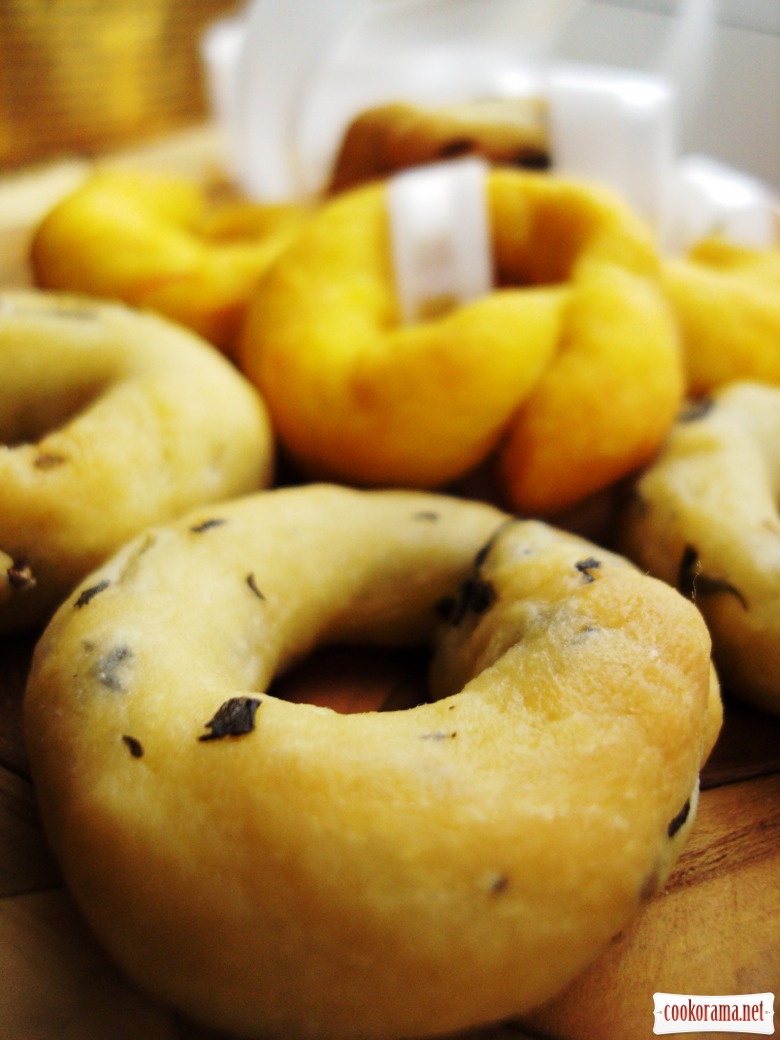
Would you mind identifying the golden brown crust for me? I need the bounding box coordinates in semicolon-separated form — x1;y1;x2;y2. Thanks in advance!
327;98;551;193
30;170;311;357
661;238;780;395
240;168;682;515
24;484;717;1040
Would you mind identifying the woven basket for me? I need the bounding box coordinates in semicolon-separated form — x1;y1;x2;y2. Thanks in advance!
0;0;238;168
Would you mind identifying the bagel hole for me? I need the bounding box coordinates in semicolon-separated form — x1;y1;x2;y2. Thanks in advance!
270;644;432;713
492;196;599;288
1;380;108;447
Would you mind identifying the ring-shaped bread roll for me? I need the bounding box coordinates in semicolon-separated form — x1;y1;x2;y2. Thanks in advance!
662;236;780;395
239;169;682;514
0;290;273;632
24;484;719;1040
30;169;310;357
327;97;551;193
618;380;780;715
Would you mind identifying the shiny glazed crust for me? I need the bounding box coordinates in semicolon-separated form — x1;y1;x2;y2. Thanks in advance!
618;380;780;714
240;169;683;514
24;484;718;1040
0;289;274;631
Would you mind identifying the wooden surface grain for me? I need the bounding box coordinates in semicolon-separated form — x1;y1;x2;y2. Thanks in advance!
1;128;779;1040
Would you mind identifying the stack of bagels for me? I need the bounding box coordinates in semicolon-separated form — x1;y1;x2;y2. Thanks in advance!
4;96;779;1040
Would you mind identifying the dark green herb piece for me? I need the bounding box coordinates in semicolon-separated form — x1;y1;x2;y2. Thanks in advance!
74;579;110;608
437;577;496;626
122;735;144;758
246;573;265;600
199;697;262;742
93;645;133;693
575;557;601;583
667;798;691;838
190;518;227;534
473;518;518;569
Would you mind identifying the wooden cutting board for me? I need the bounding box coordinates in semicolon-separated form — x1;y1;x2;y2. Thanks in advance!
1;127;779;1040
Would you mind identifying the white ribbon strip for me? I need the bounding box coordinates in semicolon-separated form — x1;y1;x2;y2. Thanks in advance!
546;64;676;233
667;155;778;253
387;157;493;324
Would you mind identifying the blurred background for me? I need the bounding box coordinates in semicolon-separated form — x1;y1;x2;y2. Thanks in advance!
0;0;239;169
554;0;779;188
0;0;777;190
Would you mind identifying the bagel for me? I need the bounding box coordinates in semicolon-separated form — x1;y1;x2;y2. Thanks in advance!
327;97;550;193
618;380;780;715
662;236;780;395
0;289;273;632
30;169;310;358
239;167;683;514
24;483;719;1040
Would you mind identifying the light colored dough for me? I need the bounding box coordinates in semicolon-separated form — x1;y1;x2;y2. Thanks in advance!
619;380;780;714
0;289;273;631
25;484;718;1040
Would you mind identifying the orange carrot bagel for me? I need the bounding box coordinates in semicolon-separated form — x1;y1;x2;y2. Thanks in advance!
327;97;551;193
30;169;310;358
239;168;683;515
662;236;780;395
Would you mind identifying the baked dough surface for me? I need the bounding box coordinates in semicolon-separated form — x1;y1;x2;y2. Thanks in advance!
0;289;273;630
30;170;310;357
663;238;780;394
327;98;551;193
619;380;780;714
25;485;718;1040
240;169;682;515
